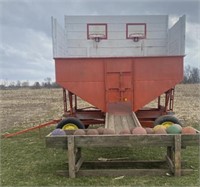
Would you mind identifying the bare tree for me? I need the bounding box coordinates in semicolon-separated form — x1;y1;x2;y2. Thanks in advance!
8;81;15;89
43;77;52;88
183;65;200;84
190;67;200;83
16;80;21;88
0;83;6;90
32;82;41;89
51;82;61;88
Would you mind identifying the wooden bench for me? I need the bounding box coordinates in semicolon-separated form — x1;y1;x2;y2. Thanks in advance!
46;133;199;178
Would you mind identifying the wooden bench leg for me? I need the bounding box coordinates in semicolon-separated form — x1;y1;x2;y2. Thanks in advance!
76;148;82;163
75;148;83;173
68;136;76;178
166;146;174;173
174;135;181;176
167;146;173;160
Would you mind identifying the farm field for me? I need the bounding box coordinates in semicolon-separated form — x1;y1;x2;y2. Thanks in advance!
1;84;200;186
0;84;200;133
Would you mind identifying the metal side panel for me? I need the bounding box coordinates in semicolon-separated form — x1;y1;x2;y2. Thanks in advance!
52;17;68;58
168;15;186;55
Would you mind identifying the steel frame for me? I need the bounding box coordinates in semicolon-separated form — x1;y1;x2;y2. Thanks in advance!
2;119;61;138
62;87;175;128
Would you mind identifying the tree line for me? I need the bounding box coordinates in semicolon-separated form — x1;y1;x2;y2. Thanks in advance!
0;77;60;90
0;65;199;90
182;65;200;84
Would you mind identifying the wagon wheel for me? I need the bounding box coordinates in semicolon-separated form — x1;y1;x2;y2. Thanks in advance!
56;117;85;130
154;115;182;128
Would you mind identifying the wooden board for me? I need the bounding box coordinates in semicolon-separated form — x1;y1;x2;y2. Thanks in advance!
75;135;174;147
46;134;200;149
53;15;170;57
105;112;141;133
45;134;199;178
57;168;194;177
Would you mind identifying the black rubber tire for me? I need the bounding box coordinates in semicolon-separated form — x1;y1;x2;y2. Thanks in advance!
154;115;182;127
56;117;85;129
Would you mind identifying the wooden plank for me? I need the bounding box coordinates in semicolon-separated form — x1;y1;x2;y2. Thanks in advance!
56;168;195;177
75;157;84;172
167;146;173;160
46;134;200;149
75;148;82;163
67;39;167;48
114;115;123;134
126;114;135;129
181;134;200;146
75;135;174;147
77;168;169;177
121;115;128;127
105;113;109;128
106;114;116;132
46;136;68;149
107;113;134;134
66;23;167;32
165;155;174;173
67;136;76;178
66;31;167;40
106;113;143;134
174;135;181;176
65;15;168;24
121;115;131;130
82;160;166;169
109;114;116;132
61;15;170;57
90;47;141;57
132;112;142;127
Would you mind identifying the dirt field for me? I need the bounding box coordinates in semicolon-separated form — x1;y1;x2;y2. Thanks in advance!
0;84;199;133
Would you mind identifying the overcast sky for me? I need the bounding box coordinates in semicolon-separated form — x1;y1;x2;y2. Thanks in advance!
0;0;199;83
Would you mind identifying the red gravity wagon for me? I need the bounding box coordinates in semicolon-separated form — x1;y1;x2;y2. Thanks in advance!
46;15;200;178
52;15;186;131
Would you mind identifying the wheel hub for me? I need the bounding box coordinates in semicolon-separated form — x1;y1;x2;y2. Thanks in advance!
62;123;78;130
161;121;174;128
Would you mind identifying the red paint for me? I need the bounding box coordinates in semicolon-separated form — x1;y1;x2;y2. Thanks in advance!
55;56;183;112
2;119;61;138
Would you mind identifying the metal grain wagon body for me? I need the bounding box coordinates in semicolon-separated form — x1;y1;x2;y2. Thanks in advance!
52;15;186;129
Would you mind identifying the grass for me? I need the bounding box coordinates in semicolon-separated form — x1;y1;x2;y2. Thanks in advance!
1;126;200;187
